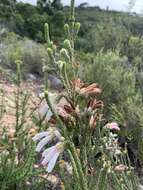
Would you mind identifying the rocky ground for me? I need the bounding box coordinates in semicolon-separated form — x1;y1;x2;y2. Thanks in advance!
0;78;41;129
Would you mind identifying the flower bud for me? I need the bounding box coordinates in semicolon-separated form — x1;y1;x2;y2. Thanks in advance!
64;24;70;35
47;48;53;59
89;115;97;128
15;60;22;65
107;167;112;174
75;22;81;35
42;65;49;73
64;39;72;50
44;23;50;44
60;137;65;142
60;48;70;62
44;90;48;96
76;148;80;156
57;60;66;70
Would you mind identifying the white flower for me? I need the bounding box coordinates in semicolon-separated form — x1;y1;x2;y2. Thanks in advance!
33;127;65;173
32;128;61;152
41;142;64;173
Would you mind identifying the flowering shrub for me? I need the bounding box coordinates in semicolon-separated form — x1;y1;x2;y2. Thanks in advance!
32;1;139;189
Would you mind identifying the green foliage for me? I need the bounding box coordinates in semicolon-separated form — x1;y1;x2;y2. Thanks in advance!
84;51;134;107
15;2;49;42
77;16;129;53
0;0;16;19
125;36;143;62
84;51;143;161
0;32;49;75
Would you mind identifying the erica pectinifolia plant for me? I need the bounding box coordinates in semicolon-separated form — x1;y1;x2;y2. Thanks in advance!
32;0;139;189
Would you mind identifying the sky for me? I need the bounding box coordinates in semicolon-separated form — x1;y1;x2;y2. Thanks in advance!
19;0;143;13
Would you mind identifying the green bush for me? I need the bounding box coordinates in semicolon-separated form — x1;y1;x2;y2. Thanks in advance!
84;51;134;108
0;31;49;76
84;51;143;161
126;36;143;61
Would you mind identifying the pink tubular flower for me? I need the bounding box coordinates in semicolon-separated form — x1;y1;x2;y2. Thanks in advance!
87;98;103;112
72;78;102;97
80;83;102;96
56;106;70;119
89;115;97;128
104;122;120;131
72;78;84;92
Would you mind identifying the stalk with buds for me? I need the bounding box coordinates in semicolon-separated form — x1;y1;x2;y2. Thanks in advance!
32;1;139;190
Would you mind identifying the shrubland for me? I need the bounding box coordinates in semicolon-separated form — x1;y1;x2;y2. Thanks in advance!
0;30;48;76
84;51;143;164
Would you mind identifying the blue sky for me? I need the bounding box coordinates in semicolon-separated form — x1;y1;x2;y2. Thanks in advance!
19;0;143;13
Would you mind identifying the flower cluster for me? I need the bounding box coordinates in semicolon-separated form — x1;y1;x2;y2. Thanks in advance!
72;78;102;96
103;123;121;155
104;122;120;131
86;98;103;128
33;128;65;173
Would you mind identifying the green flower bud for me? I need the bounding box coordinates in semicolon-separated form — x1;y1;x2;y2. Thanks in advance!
44;23;50;44
64;24;70;35
75;22;81;35
57;60;66;70
60;137;65;142
44;90;48;96
49;41;54;47
47;48;53;59
15;60;22;65
15;60;22;73
64;39;72;50
60;48;70;62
